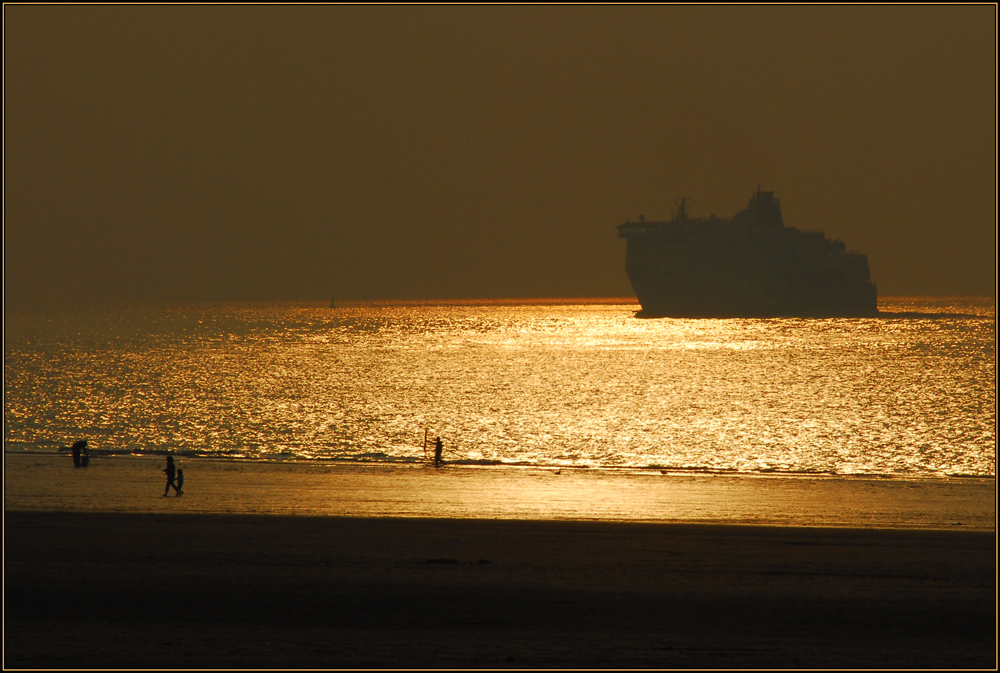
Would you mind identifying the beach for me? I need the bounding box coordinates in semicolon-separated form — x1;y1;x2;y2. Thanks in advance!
4;453;996;668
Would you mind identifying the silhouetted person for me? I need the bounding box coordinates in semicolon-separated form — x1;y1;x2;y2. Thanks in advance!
163;456;179;496
71;440;89;468
175;469;184;496
434;437;443;468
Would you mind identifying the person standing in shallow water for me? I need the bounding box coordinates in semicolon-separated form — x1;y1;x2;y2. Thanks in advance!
163;456;179;496
70;440;90;468
434;437;443;468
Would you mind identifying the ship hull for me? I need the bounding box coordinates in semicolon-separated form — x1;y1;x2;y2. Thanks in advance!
625;234;877;318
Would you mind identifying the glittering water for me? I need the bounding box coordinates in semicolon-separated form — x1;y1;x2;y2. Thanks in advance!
4;298;995;478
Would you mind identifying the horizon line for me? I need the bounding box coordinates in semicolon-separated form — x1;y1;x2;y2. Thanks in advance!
4;295;998;311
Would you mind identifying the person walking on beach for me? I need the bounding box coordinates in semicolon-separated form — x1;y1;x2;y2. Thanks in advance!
175;468;184;496
163;455;180;496
434;437;444;468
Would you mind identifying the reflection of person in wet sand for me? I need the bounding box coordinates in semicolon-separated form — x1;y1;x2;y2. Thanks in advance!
434;437;443;468
163;456;180;496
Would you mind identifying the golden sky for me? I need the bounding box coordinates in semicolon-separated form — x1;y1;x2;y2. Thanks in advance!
4;5;995;304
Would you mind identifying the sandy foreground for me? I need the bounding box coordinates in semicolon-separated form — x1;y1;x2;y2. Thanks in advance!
4;453;997;668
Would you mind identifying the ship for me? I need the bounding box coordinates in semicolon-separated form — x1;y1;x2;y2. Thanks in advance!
617;186;878;317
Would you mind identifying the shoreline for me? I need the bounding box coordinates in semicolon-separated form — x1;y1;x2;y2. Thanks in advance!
5;452;995;529
12;446;998;480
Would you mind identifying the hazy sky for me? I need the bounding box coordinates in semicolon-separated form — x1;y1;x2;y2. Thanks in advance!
4;5;996;306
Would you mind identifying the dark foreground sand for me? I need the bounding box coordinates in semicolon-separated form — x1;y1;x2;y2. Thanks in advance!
5;511;995;669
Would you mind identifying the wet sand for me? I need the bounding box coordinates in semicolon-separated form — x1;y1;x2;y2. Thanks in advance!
4;454;996;668
5;453;996;528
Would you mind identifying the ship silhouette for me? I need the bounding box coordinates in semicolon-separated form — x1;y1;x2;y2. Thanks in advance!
618;186;878;317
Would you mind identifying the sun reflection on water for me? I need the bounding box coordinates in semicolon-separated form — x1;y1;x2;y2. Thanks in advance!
4;297;995;478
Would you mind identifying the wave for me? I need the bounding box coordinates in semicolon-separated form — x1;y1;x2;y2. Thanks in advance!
8;446;993;481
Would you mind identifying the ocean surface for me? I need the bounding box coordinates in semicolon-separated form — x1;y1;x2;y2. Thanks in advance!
4;297;995;479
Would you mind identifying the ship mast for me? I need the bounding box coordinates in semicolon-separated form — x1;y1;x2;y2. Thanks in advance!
675;197;691;220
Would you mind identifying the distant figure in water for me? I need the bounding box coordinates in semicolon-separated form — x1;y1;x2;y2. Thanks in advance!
434;437;443;468
163;456;180;496
175;469;184;495
71;440;89;468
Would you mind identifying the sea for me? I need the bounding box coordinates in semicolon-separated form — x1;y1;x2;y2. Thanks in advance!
4;297;996;479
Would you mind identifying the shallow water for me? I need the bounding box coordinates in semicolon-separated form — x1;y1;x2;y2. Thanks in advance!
4;297;995;478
